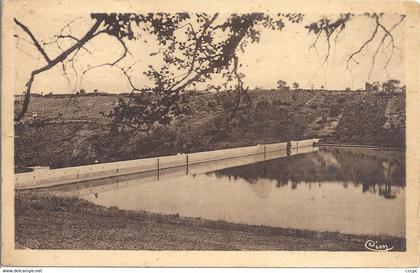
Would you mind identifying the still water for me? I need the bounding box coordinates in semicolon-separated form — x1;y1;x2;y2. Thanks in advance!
52;147;405;237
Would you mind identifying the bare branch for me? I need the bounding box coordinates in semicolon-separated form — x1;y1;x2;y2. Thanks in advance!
14;18;104;121
58;17;83;36
307;14;354;65
58;35;93;55
14;18;51;63
346;21;379;68
346;14;406;77
111;36;132;65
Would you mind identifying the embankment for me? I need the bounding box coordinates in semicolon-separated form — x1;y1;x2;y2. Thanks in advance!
14;91;405;170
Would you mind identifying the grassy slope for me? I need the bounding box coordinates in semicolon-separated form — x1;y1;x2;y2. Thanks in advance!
15;192;405;250
14;91;405;169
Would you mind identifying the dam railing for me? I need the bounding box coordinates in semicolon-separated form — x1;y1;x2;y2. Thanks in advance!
15;138;319;189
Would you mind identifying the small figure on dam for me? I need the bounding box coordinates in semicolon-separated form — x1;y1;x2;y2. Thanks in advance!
287;140;292;157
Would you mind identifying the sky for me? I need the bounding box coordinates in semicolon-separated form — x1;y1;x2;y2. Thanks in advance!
13;12;405;94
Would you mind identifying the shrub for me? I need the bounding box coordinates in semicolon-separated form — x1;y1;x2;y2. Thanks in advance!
337;97;346;104
329;105;340;117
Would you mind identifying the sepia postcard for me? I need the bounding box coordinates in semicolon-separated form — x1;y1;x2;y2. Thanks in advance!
1;0;420;267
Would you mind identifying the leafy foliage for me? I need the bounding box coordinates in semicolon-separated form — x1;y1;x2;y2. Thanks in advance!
277;80;289;91
106;12;304;132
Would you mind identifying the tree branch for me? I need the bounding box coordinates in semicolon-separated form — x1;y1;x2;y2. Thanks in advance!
14;18;51;63
14;18;104;121
347;14;405;76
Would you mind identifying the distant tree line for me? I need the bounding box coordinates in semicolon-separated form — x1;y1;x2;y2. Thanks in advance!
276;80;300;91
275;79;405;93
75;89;110;96
365;79;406;94
18;89;113;97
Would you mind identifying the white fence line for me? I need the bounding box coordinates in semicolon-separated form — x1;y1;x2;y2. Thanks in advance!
15;138;319;189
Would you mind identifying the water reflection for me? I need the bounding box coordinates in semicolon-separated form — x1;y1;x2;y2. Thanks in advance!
212;147;405;199
50;147;405;237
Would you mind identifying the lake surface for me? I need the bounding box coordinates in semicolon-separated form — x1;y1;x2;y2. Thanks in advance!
52;147;405;237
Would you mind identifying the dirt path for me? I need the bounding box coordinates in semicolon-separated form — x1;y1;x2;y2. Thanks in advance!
305;94;319;105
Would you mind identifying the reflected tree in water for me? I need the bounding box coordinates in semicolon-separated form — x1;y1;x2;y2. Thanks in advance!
213;148;404;199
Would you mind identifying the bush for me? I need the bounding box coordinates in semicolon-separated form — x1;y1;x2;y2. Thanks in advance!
329;105;340;117
207;101;217;111
337;97;346;104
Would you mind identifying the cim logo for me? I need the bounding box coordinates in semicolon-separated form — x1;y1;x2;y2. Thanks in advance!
364;240;395;252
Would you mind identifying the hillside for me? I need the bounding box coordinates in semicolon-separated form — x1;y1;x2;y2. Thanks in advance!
14;90;405;171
